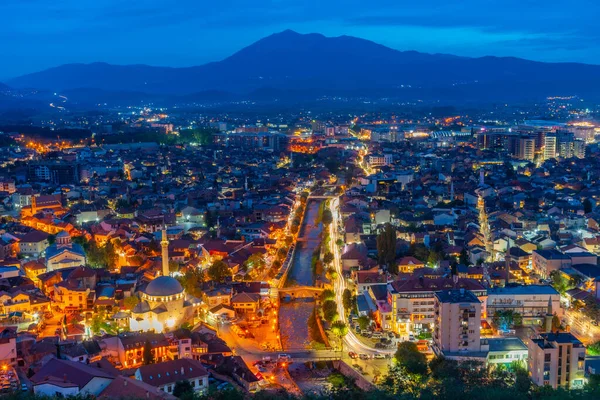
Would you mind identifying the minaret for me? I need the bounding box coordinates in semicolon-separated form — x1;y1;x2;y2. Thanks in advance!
244;176;248;191
479;168;485;187
161;227;169;277
478;194;492;261
450;179;455;201
544;297;554;332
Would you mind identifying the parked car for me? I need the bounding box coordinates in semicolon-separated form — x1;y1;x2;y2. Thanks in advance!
374;353;386;359
359;353;370;360
348;351;358;359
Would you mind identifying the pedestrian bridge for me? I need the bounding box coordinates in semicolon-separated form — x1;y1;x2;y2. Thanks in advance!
278;286;324;300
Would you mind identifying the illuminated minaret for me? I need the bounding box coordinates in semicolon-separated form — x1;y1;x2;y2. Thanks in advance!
161;227;169;277
478;194;493;261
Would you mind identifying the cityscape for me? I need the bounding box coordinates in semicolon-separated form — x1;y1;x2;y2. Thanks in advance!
1;2;600;400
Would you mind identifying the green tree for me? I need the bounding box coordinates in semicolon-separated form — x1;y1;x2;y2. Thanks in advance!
588;340;600;356
357;315;370;331
320;289;335;302
173;380;194;398
143;339;154;365
323;252;334;265
342;289;353;313
322;209;333;226
331;321;348;351
395;341;427;375
178;268;205;297
459;247;469;265
123;296;139;311
243;253;266;273
47;234;56;245
377;223;397;271
322;300;339;323
207;260;231;283
550;270;574;295
583;198;594;214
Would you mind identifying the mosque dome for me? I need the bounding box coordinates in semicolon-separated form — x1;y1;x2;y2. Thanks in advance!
144;276;183;297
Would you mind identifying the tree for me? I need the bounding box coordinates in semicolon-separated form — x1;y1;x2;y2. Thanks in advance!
320;289;335;302
322;209;333;226
207;260;231;283
123;296;140;311
143;339;154;365
323;252;334;265
173;380;194;398
395;341;427;375
377;223;397;270
322;300;339;323
330;321;348;351
178;268;205;297
459;247;469;265
584;198;593;214
47;234;56;245
244;253;266;273
342;289;353;313
357;315;370;331
588;340;600;356
550;270;573;295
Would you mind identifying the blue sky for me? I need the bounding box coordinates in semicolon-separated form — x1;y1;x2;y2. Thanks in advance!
2;0;599;79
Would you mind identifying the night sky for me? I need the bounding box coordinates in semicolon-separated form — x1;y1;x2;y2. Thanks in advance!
3;0;599;79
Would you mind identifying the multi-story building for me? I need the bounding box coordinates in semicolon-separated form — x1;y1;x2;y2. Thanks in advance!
433;288;482;354
543;134;557;160
516;137;535;161
18;230;49;258
487;285;562;323
532;249;572;279
135;358;209;395
390;277;487;337
528;332;586;389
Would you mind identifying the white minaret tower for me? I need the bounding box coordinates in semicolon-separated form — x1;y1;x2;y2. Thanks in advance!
479;168;485;187
161;226;169;277
450;179;455;201
244;176;248;191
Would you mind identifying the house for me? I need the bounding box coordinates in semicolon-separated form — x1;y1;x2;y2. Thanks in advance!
397;256;425;273
532;249;571;279
134;358;209;395
31;358;116;397
230;292;260;315
18;230;49;258
99;376;176;400
0;328;17;366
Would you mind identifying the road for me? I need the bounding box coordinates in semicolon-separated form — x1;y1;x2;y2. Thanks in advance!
565;309;600;345
328;197;395;357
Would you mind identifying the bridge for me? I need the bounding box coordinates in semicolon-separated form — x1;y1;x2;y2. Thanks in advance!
278;286;324;300
258;349;342;362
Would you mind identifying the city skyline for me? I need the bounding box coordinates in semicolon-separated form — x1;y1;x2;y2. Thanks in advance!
2;0;600;79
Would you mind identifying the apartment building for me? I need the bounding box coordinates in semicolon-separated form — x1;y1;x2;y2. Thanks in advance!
433;289;482;354
528;332;586;389
389;277;486;337
532;249;572;279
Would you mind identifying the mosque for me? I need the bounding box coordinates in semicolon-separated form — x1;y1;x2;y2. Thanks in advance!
129;228;201;332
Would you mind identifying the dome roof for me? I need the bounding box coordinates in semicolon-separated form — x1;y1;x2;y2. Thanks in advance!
144;276;183;297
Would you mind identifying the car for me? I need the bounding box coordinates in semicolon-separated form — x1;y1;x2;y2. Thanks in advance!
408;334;415;341
359;353;370;360
591;320;598;326
374;353;385;359
216;382;231;390
348;351;358;359
278;353;291;361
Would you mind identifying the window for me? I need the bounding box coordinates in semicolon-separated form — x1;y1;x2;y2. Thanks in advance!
544;354;551;362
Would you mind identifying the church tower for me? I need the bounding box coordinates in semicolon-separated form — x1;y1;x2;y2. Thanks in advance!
161;227;169;276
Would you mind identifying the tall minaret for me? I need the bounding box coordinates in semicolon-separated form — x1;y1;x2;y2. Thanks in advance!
479;168;485;187
161;227;169;277
450;179;455;201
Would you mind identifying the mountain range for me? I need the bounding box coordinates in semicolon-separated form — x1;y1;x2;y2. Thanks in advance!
5;30;600;104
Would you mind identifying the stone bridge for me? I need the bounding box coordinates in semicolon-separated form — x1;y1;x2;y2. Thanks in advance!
278;286;324;301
